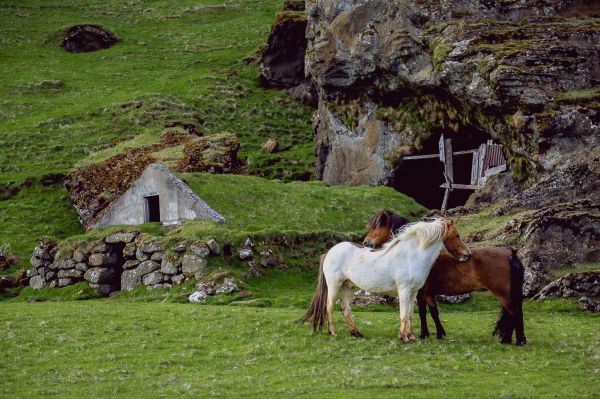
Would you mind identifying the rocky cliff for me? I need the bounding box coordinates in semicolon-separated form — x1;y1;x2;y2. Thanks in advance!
305;0;600;207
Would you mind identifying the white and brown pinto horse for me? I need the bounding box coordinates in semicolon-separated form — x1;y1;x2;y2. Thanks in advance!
301;219;471;342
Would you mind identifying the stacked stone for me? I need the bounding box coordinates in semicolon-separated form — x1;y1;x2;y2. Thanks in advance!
28;232;222;296
27;239;58;290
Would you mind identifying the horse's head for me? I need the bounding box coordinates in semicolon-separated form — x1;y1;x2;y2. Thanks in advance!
441;219;471;261
362;210;409;248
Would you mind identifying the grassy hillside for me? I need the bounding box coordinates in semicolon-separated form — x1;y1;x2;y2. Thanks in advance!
1;298;598;398
0;0;316;270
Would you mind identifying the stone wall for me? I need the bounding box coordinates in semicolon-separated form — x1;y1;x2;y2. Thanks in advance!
28;232;221;296
92;163;226;229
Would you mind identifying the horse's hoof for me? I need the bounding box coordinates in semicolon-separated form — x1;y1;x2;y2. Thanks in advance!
436;335;445;340
328;331;336;336
419;334;429;339
407;333;416;341
350;330;364;338
516;339;527;346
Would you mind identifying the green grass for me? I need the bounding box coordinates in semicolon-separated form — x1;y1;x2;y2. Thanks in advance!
0;0;314;185
0;183;83;274
0;298;598;398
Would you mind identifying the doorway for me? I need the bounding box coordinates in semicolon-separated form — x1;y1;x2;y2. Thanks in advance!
144;195;161;223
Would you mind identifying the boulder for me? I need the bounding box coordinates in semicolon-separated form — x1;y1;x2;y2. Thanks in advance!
30;275;45;290
513;202;600;295
123;260;141;270
238;249;253;260
579;297;600;313
33;246;52;261
150;252;163;262
121;270;141;292
72;250;87;263
57;269;84;279
173;243;187;253
140;242;165;254
136;247;149;261
160;260;178;275
105;232;137;244
261;138;279;153
142;271;163;286
75;262;88;272
137;260;160;275
30;256;46;268
189;291;207;303
57;278;74;288
51;259;76;270
84;267;115;284
92;243;109;253
190;244;210;257
206;239;220;255
181;255;207;275
532;271;600;300
61;24;118;53
88;253;117;267
216;278;239;294
123;243;137;258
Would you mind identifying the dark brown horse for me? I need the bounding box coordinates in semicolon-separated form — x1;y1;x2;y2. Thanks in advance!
363;210;526;345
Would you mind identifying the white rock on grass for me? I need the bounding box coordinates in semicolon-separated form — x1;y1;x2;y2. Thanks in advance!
189;291;208;303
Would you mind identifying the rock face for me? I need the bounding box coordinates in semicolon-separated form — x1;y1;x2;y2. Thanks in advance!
62;24;118;53
305;0;600;200
260;10;316;105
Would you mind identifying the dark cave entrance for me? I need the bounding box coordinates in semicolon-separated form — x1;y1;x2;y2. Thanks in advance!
390;127;490;210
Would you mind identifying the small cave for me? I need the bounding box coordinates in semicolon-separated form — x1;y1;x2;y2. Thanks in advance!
390;126;491;210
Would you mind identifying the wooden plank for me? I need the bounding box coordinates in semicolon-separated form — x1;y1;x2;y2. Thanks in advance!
484;164;507;177
452;149;477;155
401;154;440;160
441;138;453;211
440;183;483;190
439;135;445;162
470;150;479;186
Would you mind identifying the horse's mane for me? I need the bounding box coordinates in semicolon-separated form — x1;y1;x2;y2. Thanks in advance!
381;219;444;254
366;210;410;234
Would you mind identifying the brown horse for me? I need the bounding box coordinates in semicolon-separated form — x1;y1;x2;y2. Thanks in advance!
363;210;526;345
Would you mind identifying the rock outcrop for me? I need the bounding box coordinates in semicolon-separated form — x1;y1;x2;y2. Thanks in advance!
62;24;118;53
533;271;600;300
500;200;600;295
305;0;600;199
260;8;316;105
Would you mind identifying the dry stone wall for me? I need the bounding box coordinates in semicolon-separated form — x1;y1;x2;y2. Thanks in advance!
28;232;221;296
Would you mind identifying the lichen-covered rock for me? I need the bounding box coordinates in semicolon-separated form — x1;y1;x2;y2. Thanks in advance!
150;252;163;262
176;133;240;174
72;250;87;263
30;275;45;290
88;253;117;267
190;244;210;257
206;239;220;255
140;242;165;254
160;260;178;275
105;232;137;244
84;267;115;284
137;260;160;275
136;248;149;262
216;278;239;294
181;255;207;275
123;260;141;270
142;271;163;286
57;269;84;279
121;270;141;292
512;201;600;295
171;274;185;285
123;243;137;258
51;259;76;270
533;271;600;300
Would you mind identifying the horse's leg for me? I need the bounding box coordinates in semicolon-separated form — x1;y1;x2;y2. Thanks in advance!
405;290;418;341
495;296;515;344
397;288;413;342
417;291;430;339
514;302;526;346
427;296;446;339
326;281;341;336
341;283;363;337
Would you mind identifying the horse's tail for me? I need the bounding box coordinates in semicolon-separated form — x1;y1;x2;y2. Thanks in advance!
299;253;328;333
493;250;526;344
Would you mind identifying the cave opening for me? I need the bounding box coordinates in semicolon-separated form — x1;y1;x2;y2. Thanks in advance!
389;126;491;210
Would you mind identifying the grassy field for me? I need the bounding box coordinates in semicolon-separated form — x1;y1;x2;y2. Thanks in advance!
0;0;314;269
1;295;598;398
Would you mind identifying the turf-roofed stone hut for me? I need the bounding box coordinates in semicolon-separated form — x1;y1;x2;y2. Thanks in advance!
92;163;225;229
